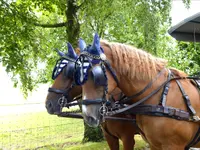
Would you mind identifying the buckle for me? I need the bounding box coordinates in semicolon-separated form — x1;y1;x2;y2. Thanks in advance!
58;96;66;107
168;109;176;116
99;104;108;123
190;116;200;122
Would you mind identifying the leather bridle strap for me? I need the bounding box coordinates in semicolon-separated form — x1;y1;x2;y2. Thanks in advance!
48;88;66;94
82;99;106;105
48;81;75;95
103;60;119;86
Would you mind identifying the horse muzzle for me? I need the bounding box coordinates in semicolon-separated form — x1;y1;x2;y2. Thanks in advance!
45;99;61;115
82;102;103;127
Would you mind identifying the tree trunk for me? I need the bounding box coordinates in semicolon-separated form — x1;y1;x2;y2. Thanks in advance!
82;122;104;143
66;0;80;47
65;0;104;142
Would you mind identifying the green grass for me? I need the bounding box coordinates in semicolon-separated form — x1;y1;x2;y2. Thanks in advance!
0;111;147;150
0;112;84;150
37;135;147;150
65;135;147;150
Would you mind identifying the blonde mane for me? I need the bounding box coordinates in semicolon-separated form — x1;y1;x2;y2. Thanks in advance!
100;40;168;81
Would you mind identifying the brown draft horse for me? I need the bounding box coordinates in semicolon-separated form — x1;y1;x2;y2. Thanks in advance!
78;33;200;150
45;42;139;150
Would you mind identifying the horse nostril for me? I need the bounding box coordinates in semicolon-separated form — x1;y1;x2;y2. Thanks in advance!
45;100;61;115
46;101;52;109
86;116;100;127
88;116;95;123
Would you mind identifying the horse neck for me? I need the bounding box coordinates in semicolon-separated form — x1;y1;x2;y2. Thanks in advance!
102;43;167;102
118;69;168;103
108;87;123;101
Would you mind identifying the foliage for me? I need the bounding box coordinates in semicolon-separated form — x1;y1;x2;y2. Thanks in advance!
175;41;200;74
157;36;200;75
0;0;37;95
0;0;192;95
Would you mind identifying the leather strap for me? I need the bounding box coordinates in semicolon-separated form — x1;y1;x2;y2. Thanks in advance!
185;127;200;150
104;60;119;86
175;79;196;115
126;104;191;121
104;116;136;123
121;68;166;104
159;69;172;106
106;76;200;117
48;88;66;94
82;99;106;105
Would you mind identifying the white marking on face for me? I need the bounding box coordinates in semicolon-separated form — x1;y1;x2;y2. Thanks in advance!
82;105;87;115
82;95;87;100
82;95;88;114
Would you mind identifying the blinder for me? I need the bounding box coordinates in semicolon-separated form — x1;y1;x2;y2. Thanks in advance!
52;58;68;80
91;66;107;86
64;62;75;79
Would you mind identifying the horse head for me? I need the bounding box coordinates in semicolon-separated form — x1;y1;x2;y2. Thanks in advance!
75;33;119;127
45;42;86;115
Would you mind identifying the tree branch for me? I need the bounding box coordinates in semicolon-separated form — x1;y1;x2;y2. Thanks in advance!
34;22;66;28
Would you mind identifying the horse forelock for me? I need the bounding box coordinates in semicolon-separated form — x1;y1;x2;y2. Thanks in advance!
75;48;81;55
100;40;168;81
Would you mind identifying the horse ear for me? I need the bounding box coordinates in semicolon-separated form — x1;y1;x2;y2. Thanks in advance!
55;48;65;57
67;43;78;59
92;33;101;52
78;38;87;52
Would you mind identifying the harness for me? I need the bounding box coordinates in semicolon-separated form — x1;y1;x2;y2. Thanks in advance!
75;48;200;149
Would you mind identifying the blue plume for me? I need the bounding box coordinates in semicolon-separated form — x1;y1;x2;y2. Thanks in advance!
78;38;87;52
55;48;65;57
66;43;78;59
87;33;103;56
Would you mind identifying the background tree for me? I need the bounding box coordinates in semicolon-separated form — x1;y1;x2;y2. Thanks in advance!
0;0;195;143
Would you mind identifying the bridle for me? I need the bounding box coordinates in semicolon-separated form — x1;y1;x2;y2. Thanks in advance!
75;51;119;106
48;56;78;109
75;50;125;120
48;82;76;108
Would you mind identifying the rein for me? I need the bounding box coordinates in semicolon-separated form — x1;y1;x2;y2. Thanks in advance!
120;68;167;104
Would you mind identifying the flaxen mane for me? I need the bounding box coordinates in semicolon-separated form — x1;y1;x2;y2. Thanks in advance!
101;40;168;81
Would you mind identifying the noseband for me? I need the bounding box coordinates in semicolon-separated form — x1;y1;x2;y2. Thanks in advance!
48;82;75;108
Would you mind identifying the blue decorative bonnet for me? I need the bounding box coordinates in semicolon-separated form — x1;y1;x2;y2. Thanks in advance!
52;43;78;80
75;33;106;85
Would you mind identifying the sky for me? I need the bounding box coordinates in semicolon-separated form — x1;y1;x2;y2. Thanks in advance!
0;63;49;104
0;0;200;104
171;0;200;26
